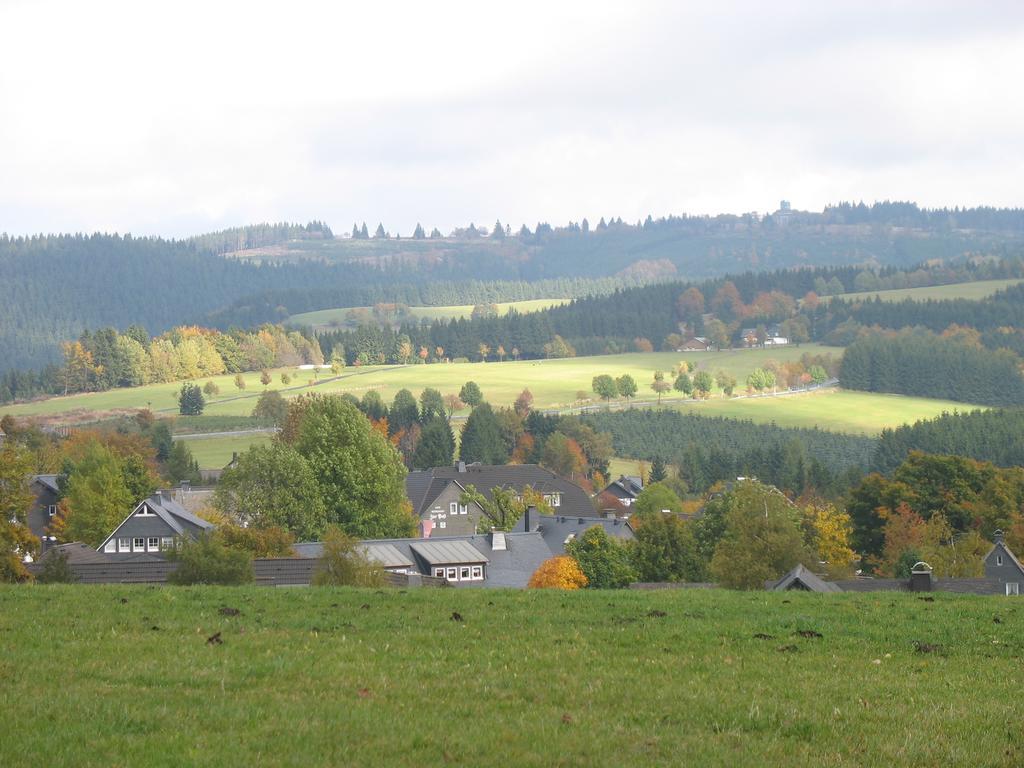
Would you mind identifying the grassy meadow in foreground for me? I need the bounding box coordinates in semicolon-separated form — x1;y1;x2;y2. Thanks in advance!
0;585;1020;767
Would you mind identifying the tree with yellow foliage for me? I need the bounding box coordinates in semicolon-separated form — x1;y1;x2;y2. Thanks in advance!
802;500;857;578
528;556;588;589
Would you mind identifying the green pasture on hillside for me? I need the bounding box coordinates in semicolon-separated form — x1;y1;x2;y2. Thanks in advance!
664;389;977;436
287;298;569;329
2;347;976;437
177;433;274;469
1;585;1021;767
828;278;1022;304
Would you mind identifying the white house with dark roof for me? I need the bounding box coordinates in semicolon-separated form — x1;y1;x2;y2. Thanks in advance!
97;490;214;558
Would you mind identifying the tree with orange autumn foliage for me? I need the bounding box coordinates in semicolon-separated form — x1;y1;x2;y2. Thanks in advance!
528;556;588;589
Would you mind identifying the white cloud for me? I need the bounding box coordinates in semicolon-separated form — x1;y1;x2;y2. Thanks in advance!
1;0;1022;236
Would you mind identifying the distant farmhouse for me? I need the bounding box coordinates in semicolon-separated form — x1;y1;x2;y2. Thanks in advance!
677;336;712;352
97;490;214;559
406;462;594;536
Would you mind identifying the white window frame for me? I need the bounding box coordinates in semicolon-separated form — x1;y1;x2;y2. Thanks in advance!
161;537;174;550
104;540;116;553
119;538;131;552
446;567;457;580
450;502;458;515
433;568;445;578
47;504;58;517
551;494;560;507
147;537;159;552
1008;583;1020;596
439;521;446;529
136;506;154;517
459;504;468;515
133;537;145;552
997;554;1003;566
460;566;471;580
471;566;483;580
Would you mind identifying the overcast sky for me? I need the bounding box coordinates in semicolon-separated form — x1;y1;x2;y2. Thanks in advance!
2;0;1023;237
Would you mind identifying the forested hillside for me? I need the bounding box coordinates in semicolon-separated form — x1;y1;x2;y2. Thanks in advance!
5;202;1024;376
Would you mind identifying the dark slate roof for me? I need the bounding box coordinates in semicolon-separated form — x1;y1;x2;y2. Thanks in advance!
409;539;489;566
145;493;215;535
33;474;60;494
406;464;593;518
603;475;643;499
512;513;634;555
41;542;112;565
294;531;554;589
831;577;1008;596
769;564;842;593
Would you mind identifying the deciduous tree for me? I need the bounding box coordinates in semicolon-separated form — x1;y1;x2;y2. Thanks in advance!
528;556;588;589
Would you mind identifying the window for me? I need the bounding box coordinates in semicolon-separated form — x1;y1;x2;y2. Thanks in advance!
446;567;457;580
47;504;57;517
460;567;471;580
997;555;1003;566
147;537;159;551
136;505;154;517
161;537;174;550
1008;583;1020;596
439;521;446;529
104;540;116;553
119;538;131;552
551;494;560;507
450;502;458;514
459;504;468;515
434;568;445;578
471;566;483;580
133;537;145;551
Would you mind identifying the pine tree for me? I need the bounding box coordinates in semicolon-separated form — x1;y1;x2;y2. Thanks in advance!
649;456;667;483
459;403;507;464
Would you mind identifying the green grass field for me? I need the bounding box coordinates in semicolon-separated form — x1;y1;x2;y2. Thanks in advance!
287;298;569;329
829;278;1022;304
1;585;1020;767
663;389;977;435
1;347;975;437
178;433;273;468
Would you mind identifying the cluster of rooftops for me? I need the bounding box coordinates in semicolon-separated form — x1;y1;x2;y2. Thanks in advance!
26;463;1024;594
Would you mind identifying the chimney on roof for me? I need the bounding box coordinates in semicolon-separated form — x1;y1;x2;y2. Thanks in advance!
909;562;933;592
994;529;1005;544
420;519;433;539
524;505;540;532
457;461;466;473
154;489;163;505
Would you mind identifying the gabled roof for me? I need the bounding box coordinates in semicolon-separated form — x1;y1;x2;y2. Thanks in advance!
410;539;489;566
361;543;414;569
985;539;1024;576
769;563;842;593
98;492;214;551
512;513;634;554
406;464;593;518
605;475;643;498
33;474;60;494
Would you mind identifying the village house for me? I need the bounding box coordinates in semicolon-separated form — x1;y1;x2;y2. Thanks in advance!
406;462;594;537
770;531;1024;596
26;474;61;549
677;336;712;352
600;475;644;508
97;490;214;559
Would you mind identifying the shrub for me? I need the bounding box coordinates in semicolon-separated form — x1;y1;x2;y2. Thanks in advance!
36;550;77;584
167;533;254;585
528;556;588;589
214;525;296;558
312;525;386;587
